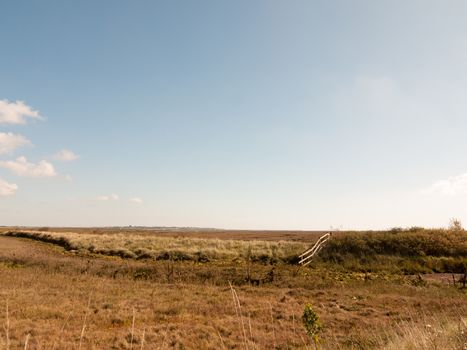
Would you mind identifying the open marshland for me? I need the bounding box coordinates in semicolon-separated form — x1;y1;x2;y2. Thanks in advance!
0;228;465;349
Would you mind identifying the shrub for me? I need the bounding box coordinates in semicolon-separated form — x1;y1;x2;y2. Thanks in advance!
195;251;210;263
448;218;463;232
302;303;322;347
134;248;155;260
320;229;467;259
283;254;300;264
156;250;192;261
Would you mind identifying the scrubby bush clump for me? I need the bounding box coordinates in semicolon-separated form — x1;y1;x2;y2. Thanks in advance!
302;303;322;348
321;229;467;258
319;229;467;273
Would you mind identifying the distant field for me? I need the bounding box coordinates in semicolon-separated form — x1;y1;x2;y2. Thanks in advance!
1;226;330;241
2;227;466;273
0;227;465;349
1;229;309;262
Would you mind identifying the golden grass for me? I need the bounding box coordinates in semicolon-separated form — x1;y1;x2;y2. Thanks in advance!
4;228;466;276
1;268;465;349
0;230;466;349
383;313;467;350
2;230;308;262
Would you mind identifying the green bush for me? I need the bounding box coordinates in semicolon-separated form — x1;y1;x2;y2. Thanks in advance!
302;303;322;346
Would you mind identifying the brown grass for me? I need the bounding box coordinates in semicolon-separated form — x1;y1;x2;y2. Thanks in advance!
3;228;466;275
0;230;466;349
2;230;307;263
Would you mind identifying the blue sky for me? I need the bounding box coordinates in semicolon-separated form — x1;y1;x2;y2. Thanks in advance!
1;0;467;229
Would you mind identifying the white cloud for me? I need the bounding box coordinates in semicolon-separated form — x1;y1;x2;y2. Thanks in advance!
130;197;143;203
0;156;57;177
54;149;79;161
0;178;17;197
421;174;467;195
65;174;73;182
0;132;31;154
0;100;43;125
96;193;119;201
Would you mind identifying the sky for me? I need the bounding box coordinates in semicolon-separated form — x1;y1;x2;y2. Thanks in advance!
1;0;467;230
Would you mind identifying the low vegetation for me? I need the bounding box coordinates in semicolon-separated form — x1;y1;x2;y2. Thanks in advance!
2;230;306;263
0;227;465;349
3;228;466;274
319;228;467;274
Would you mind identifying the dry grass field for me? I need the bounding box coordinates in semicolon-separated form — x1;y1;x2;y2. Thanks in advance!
0;228;466;349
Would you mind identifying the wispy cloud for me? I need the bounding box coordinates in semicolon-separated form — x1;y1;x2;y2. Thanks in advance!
0;100;43;125
129;197;143;203
96;193;119;201
0;156;57;177
0;132;31;154
0;177;17;196
421;173;467;195
54;149;79;161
